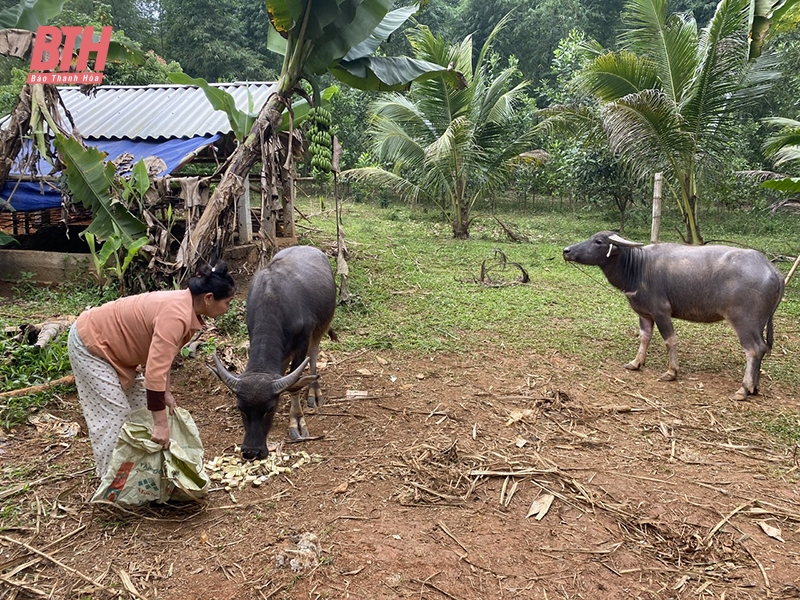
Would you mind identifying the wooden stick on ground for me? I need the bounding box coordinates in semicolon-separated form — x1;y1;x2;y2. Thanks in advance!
0;375;75;399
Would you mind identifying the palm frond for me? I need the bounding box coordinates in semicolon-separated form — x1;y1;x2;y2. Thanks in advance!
474;9;514;73
479;73;527;125
577;51;661;101
770;146;800;166
762;118;800;164
536;104;606;145
619;0;699;103
618;0;670;52
602;89;693;180
371;94;439;139
343;166;426;205
681;0;764;146
369;117;427;169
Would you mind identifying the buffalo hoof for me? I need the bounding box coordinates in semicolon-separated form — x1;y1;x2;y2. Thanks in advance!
623;362;642;371
658;371;677;381
730;387;750;401
288;426;310;440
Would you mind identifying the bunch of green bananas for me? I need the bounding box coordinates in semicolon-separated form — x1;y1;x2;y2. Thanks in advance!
306;106;333;173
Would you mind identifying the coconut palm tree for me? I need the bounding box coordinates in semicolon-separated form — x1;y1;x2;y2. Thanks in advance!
346;17;539;239
759;116;800;192
576;0;781;244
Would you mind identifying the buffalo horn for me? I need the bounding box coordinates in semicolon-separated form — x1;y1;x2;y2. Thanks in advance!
270;357;311;395
607;233;644;247
209;352;242;393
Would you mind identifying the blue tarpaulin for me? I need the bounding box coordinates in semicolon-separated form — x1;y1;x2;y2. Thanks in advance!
0;135;221;212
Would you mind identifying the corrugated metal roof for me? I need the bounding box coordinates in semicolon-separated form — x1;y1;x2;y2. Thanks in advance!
57;81;277;141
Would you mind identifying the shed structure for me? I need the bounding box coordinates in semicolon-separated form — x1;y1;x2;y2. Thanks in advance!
0;81;295;254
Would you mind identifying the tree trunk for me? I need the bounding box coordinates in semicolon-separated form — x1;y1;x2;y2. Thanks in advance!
451;198;470;239
680;173;703;245
0;85;33;191
176;93;287;277
684;193;703;245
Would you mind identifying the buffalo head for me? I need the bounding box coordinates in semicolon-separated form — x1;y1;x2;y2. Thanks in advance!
208;354;316;460
563;231;644;265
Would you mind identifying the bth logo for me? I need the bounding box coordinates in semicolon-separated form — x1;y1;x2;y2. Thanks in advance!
27;26;112;85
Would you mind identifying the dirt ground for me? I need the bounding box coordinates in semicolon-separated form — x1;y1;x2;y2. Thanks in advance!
3;337;800;599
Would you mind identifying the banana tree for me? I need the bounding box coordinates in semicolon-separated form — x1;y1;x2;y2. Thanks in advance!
177;0;461;278
750;0;800;59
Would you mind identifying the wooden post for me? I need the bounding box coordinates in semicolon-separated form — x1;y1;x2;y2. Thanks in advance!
785;252;800;286
651;172;663;244
236;174;253;243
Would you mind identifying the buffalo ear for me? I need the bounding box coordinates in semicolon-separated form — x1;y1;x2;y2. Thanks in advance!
608;233;644;247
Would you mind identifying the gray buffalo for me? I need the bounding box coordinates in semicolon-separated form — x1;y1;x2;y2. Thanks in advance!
209;245;337;459
563;231;784;400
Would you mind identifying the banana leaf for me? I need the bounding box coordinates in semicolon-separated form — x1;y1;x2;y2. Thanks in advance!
0;0;66;30
750;0;800;59
343;4;419;61
762;176;800;192
55;134;146;245
168;73;255;143
331;56;463;91
267;0;393;74
0;232;18;246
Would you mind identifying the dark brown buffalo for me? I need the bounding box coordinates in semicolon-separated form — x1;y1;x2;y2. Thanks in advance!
563;231;784;400
209;245;336;459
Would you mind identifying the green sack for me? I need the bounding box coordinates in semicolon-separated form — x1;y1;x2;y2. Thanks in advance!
91;407;210;506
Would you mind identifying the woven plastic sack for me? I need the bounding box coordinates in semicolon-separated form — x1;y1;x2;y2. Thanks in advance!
91;407;210;506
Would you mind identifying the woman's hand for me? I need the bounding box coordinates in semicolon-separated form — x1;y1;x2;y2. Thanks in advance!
164;390;178;414
151;409;170;447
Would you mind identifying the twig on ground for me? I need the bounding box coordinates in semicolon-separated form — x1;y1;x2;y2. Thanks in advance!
0;468;93;500
408;482;464;503
0;535;127;598
0;524;87;572
0;574;49;596
741;542;770;593
438;521;469;555
703;501;752;547
538;542;623;555
411;577;462;600
467;468;558;477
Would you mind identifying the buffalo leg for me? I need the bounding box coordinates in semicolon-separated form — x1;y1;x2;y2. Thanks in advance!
287;391;310;439
624;315;654;371
305;337;324;409
730;322;769;401
652;315;678;381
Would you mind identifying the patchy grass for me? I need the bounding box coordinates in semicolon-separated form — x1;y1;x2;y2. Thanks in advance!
304;196;800;393
2;194;799;429
753;411;800;446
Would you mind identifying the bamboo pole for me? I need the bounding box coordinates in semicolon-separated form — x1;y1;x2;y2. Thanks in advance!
650;172;663;244
784;252;800;286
